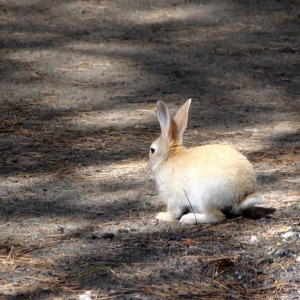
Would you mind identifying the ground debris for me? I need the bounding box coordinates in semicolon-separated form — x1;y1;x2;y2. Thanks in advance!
0;0;299;299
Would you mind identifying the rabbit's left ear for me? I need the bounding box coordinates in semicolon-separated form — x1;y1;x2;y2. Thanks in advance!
156;101;172;142
172;99;191;142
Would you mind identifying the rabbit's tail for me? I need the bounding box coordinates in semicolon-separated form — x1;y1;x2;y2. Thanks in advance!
231;193;263;215
240;193;263;209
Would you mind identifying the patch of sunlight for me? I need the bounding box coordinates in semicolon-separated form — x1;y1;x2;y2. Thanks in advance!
70;160;148;182
0;173;54;193
126;3;221;25
59;59;113;73
67;106;155;127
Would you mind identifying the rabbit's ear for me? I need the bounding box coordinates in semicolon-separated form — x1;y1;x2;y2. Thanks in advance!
172;98;191;142
156;101;171;141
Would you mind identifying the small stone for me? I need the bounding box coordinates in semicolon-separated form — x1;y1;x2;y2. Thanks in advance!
200;263;209;272
245;128;259;133
170;234;183;241
79;294;91;300
296;256;300;263
90;234;100;239
130;228;138;232
268;249;276;256
282;232;294;239
289;277;300;283
256;268;263;275
178;291;186;296
57;226;64;232
275;249;286;256
250;235;259;244
10;277;20;284
267;257;274;264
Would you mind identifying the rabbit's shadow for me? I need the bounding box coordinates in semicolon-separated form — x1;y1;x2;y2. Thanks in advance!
224;206;276;220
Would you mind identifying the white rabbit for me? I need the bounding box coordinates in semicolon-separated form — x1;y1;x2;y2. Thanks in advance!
149;99;263;224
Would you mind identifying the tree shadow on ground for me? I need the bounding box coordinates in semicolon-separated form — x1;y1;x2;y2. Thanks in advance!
0;0;299;299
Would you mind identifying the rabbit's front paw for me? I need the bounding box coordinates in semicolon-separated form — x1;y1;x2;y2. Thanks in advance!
156;212;176;221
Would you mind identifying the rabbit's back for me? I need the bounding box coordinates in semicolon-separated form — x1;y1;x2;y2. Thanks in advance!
155;144;256;209
167;144;254;173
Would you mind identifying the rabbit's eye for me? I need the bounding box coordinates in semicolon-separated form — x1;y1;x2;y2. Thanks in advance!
150;147;155;154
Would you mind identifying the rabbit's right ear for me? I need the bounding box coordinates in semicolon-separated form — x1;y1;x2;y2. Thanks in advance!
172;98;191;142
156;101;171;141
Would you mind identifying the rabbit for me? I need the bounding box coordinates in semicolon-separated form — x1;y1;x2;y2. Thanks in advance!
149;99;263;224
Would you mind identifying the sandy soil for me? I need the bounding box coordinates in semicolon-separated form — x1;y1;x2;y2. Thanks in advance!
0;0;299;299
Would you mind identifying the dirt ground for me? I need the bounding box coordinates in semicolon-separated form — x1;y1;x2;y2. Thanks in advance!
0;0;299;299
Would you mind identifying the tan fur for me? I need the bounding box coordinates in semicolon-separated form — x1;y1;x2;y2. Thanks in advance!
149;99;263;224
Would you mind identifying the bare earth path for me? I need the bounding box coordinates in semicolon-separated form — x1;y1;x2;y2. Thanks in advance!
0;1;299;299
